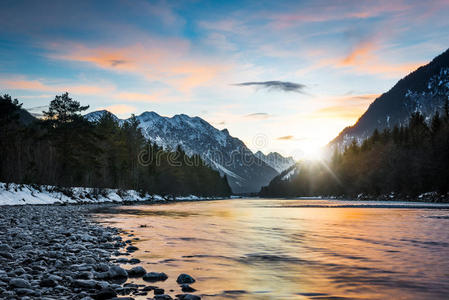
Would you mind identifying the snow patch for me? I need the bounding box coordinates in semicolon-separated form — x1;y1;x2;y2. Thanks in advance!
0;183;225;206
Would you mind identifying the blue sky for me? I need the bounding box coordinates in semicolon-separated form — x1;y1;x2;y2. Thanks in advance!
1;0;449;158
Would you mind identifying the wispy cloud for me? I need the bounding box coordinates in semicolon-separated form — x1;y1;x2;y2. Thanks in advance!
245;112;272;119
48;41;229;93
233;81;306;93
277;135;294;140
336;41;424;76
0;78;115;95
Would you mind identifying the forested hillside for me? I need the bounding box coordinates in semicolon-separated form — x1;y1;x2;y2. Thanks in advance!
85;109;279;194
0;93;231;197
331;48;449;149
261;106;449;200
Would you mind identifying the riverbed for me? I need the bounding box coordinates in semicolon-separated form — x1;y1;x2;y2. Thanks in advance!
95;198;449;299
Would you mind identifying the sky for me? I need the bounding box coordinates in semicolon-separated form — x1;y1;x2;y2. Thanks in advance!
1;0;449;159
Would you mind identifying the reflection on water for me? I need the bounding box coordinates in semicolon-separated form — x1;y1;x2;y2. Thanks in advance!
95;199;449;299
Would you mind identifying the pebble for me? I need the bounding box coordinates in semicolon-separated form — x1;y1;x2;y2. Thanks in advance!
142;272;168;282
9;278;31;289
0;205;202;299
177;274;196;284
127;266;147;277
181;284;196;292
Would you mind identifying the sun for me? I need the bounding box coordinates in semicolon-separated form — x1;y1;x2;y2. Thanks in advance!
292;140;325;161
302;145;324;161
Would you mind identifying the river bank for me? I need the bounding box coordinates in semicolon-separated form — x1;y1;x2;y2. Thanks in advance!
0;182;227;206
0;204;201;299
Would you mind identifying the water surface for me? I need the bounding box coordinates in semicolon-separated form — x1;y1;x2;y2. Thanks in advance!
96;199;449;299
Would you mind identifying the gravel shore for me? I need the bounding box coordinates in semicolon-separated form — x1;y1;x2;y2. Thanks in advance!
0;204;200;300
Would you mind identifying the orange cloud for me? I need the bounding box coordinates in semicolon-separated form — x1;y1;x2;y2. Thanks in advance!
277;135;294;140
1;78;114;95
337;42;424;76
3;80;53;91
49;41;228;93
340;42;375;66
297;41;424;78
268;1;411;29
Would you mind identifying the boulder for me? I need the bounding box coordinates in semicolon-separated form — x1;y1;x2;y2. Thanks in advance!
142;272;168;282
176;274;195;284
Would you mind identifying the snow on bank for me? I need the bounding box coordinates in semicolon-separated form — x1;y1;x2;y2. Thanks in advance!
0;183;221;206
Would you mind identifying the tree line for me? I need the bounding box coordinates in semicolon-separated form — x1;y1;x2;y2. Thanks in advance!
0;93;231;197
260;104;449;199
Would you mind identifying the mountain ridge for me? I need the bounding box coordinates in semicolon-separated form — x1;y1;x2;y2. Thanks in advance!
85;110;285;193
330;48;449;149
255;151;295;173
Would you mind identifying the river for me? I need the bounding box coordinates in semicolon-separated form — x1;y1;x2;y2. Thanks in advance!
95;198;449;299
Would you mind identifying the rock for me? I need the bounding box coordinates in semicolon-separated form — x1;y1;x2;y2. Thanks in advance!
15;288;36;296
94;271;110;280
154;295;173;300
108;266;128;279
14;267;25;275
181;284;196;292
128;258;140;264
40;278;57;287
76;271;93;279
92;287;117;299
126;245;138;252
134;291;148;296
48;274;63;282
95;263;110;272
122;283;138;289
0;252;13;259
0;244;12;252
9;278;31;289
177;294;201;300
176;274;196;284
115;258;129;263
154;288;164;295
73;279;98;289
142;272;168;282
127;266;146;277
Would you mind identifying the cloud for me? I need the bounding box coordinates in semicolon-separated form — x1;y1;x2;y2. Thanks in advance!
277;135;294;140
0;78;115;95
336;41;424;76
265;1;417;29
109;59;129;67
233;81;306;93
48;41;229;93
298;40;425;78
245;112;272;119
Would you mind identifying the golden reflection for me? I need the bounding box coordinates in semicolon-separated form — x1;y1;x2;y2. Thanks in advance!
96;199;449;300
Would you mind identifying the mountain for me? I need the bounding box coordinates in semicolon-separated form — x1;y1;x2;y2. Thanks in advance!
85;110;279;193
17;108;35;125
259;164;301;197
255;151;295;173
330;48;449;149
84;109;121;124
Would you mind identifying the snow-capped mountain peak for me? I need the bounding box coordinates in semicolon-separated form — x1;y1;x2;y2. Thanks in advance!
84;110;279;193
255;151;295;173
